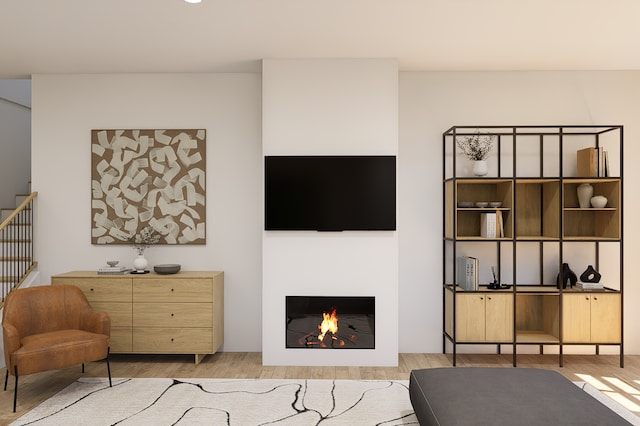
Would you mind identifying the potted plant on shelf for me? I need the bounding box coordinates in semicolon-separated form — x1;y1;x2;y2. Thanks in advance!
456;132;495;176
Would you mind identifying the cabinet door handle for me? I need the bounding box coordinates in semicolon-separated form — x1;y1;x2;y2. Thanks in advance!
171;313;175;317
593;297;598;301
487;297;492;300
480;297;484;300
90;288;94;292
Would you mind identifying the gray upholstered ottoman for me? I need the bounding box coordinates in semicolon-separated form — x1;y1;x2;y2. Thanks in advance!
409;368;630;425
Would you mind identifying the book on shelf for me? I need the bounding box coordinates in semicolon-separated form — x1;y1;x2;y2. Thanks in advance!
457;256;478;291
97;266;131;274
576;281;604;290
577;147;608;177
480;211;503;238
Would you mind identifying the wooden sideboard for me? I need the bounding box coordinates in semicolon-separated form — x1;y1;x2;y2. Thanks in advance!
51;270;223;364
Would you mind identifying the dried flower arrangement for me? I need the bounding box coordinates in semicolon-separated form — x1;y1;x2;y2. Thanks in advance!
131;226;161;255
456;132;495;161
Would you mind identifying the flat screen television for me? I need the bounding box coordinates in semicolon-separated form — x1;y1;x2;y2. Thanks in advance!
265;155;396;231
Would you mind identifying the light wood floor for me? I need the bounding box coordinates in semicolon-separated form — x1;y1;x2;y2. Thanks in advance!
1;353;639;424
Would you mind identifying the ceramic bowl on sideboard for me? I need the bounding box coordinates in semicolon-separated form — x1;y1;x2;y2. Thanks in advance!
154;264;181;275
475;202;489;208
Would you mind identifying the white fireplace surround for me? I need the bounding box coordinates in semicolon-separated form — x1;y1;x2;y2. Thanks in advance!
261;59;399;366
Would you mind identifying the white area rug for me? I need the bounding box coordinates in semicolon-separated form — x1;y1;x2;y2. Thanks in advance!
574;381;640;425
11;378;418;425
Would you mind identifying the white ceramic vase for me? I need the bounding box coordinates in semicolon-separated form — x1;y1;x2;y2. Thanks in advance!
590;195;608;208
577;183;593;208
472;160;488;176
133;253;148;272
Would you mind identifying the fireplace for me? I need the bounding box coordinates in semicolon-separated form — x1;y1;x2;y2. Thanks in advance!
286;296;375;349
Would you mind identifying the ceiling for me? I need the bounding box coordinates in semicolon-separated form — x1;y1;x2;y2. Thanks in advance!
2;0;639;79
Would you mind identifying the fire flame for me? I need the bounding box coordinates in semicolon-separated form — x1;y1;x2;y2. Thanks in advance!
318;309;338;342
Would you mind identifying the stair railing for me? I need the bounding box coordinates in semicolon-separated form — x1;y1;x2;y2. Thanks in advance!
0;192;37;306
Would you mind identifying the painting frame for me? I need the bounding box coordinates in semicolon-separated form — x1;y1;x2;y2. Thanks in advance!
91;129;206;245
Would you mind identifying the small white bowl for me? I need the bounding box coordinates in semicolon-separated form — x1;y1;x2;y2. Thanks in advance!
106;260;119;267
475;202;489;208
489;202;502;208
590;195;608;208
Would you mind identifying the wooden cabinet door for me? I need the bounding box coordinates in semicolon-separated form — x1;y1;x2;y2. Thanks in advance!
563;294;591;343
456;294;486;342
485;294;513;342
590;294;621;343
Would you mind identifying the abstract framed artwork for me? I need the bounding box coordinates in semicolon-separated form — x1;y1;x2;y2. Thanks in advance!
91;129;206;245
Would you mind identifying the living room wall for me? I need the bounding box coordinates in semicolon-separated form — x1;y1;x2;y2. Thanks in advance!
30;70;640;355
0;80;31;209
262;59;399;366
399;71;640;354
31;73;263;352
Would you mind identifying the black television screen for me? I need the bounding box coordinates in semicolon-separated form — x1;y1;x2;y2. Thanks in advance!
265;155;396;231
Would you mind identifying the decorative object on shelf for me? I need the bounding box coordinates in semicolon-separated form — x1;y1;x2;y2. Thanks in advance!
577;183;594;208
556;263;578;289
132;254;149;273
130;226;161;273
472;160;488;177
106;260;119;267
154;264;181;275
590;195;608;208
489;201;502;208
456;131;495;176
475;201;489;208
580;265;602;283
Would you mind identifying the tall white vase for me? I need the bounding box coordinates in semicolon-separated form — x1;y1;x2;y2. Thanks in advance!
577;183;593;208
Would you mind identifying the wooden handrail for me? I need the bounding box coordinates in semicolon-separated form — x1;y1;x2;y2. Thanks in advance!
0;191;37;231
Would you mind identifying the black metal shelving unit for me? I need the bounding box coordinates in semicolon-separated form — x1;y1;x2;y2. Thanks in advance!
442;125;623;368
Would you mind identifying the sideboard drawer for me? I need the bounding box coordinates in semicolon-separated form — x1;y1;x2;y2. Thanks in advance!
89;301;132;327
133;279;212;302
110;327;133;352
133;328;213;353
53;277;132;302
133;303;212;327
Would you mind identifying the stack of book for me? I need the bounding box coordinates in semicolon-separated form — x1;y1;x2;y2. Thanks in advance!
97;265;131;275
577;147;609;177
480;212;504;238
576;281;604;290
457;256;478;291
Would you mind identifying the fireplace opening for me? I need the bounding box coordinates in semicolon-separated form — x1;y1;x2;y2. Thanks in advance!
286;296;375;349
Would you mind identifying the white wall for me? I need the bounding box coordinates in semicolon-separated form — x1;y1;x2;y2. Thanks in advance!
0;80;31;209
28;70;640;358
262;59;399;365
31;73;263;352
399;71;640;354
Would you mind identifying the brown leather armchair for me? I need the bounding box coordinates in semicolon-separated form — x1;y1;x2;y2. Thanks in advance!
2;285;112;412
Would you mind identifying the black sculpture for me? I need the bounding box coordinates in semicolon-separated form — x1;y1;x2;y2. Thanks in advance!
580;265;601;283
556;263;577;289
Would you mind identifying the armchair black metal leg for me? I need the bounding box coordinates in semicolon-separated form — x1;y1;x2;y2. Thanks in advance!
4;369;7;391
82;363;85;374
106;348;112;387
13;366;18;413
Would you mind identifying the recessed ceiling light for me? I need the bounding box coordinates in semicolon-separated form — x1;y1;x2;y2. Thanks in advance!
184;0;201;3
